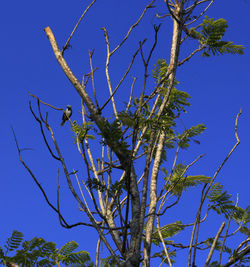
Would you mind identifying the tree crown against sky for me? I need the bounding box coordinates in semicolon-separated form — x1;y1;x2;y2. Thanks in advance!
1;0;249;267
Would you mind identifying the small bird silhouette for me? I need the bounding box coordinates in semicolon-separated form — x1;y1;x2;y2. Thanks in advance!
61;105;72;126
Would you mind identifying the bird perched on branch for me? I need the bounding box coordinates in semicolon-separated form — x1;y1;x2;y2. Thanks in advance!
61;105;72;126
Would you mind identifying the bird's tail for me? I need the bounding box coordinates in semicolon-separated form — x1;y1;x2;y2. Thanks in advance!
60;121;65;126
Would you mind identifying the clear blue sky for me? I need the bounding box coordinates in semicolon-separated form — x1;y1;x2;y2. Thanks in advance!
1;0;249;266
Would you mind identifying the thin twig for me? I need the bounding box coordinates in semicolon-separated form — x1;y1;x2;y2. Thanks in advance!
185;0;214;26
62;0;97;54
125;77;137;113
100;39;146;112
12;127;92;229
110;0;156;56
156;216;173;267
29;93;63;111
178;46;205;66
88;49;100;109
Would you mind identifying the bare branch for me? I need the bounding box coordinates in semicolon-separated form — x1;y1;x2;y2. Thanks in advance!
29;101;60;160
100;39;146;112
101;27;118;118
62;0;97;54
29;93;63;111
235;237;250;253
202;109;242;203
12;126;93;229
156;216;173;267
222;246;250;267
125;77;137;113
178;45;205;66
110;0;156;56
185;0;214;26
88;49;100;110
205;222;225;266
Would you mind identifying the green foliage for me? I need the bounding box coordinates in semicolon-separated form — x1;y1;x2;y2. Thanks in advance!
98;118;130;155
4;230;24;253
163;163;211;196
152;249;176;265
153;59;191;115
208;183;235;219
101;255;118;267
71;121;95;144
190;16;244;57
205;238;232;254
87;176;126;197
152;221;185;246
0;231;93;267
86;177;107;193
208;183;250;231
178;124;206;149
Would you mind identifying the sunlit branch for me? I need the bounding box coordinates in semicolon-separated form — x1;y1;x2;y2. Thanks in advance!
74;170;93;217
205;222;225;266
125;77;137;113
185;0;214;26
89;49;100;110
101;27;118;118
185;0;212;12
188;185;206;267
202;109;242;203
156;216;173;267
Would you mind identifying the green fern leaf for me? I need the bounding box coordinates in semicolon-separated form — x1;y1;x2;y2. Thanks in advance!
165;163;210;195
4;230;23;252
152;221;185;246
190;16;244;57
207;183;236;218
59;241;79;256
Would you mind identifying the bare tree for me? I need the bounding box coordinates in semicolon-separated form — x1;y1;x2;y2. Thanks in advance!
15;1;249;266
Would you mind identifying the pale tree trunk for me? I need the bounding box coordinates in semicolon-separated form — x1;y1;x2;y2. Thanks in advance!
143;1;184;266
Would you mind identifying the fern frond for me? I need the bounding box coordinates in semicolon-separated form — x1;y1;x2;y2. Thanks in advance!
164;163;210;195
189;16;244;57
4;231;23;253
207;183;235;218
152;221;185;246
62;251;92;266
59;241;79;256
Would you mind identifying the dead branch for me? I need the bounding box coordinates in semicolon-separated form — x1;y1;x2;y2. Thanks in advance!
205;221;225;266
88;49;100;110
12;127;92;229
110;0;156;56
29;93;63;111
125;77;137;113
185;0;214;26
100;39;146;112
62;0;97;54
202;108;242;203
156;216;173;267
178;45;205;66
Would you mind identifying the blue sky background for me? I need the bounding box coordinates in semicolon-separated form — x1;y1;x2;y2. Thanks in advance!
1;0;249;266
